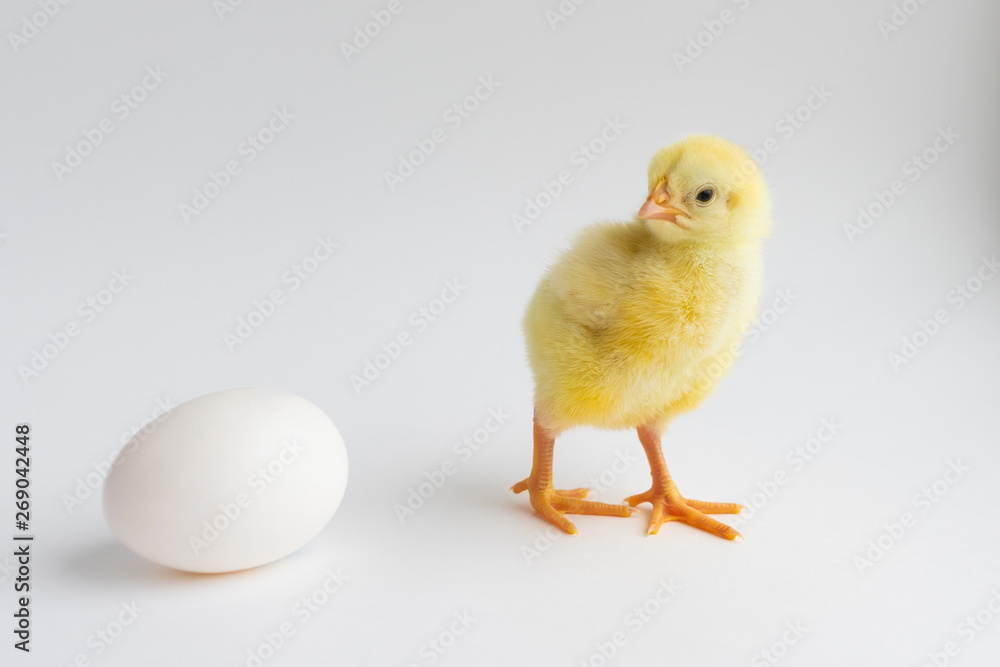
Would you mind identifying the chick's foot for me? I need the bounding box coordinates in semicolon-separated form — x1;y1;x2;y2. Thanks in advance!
624;487;742;539
511;478;635;535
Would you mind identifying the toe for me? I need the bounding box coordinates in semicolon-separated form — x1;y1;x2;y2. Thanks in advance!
624;490;653;507
646;502;666;535
529;491;579;534
554;496;635;518
684;499;743;514
674;504;742;540
540;505;578;534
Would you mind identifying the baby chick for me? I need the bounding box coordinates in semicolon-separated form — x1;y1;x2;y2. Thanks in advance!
512;135;772;538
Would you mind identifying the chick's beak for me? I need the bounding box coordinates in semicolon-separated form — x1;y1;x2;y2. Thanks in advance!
639;181;685;224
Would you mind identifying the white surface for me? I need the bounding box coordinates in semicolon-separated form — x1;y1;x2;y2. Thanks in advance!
103;387;349;574
2;1;999;665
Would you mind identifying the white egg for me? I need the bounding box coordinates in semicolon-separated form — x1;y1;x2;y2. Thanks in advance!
102;387;348;573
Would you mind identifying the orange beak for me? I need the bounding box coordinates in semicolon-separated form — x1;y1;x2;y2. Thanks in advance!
638;181;685;224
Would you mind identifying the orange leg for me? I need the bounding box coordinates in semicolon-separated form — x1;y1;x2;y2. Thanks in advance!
624;424;743;539
511;411;634;534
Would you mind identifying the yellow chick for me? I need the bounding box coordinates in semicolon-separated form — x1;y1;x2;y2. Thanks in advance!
512;135;772;538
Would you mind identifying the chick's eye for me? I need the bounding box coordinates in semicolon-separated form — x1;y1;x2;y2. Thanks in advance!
696;187;715;204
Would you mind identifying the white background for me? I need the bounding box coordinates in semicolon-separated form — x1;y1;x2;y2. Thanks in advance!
2;0;1000;665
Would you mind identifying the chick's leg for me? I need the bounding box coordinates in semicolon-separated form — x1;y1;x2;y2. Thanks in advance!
511;412;634;534
625;424;743;539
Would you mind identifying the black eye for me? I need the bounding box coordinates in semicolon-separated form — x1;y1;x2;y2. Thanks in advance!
696;187;715;204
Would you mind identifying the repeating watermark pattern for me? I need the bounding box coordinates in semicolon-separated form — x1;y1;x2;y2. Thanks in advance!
731;417;843;529
578;579;681;666
223;236;339;352
853;460;969;575
877;0;934;41
519;446;640;566
405;611;477;667
672;0;754;73
713;83;833;203
214;0;248;21
887;254;998;372
545;0;589;31
520;525;566;566
57;601;144;666
918;588;1000;667
693;287;798;392
51;65;168;182
235;567;350;667
0;556;14;586
750;620;809;667
16;268;135;386
744;289;798;344
2;6;993;664
384;75;501;192
746;86;834;167
583;449;639;499
339;0;416;63
394;407;510;524
511;84;827;236
61;396;175;514
843;126;959;243
178;106;295;223
511;116;628;233
188;438;306;556
7;0;75;54
350;277;467;394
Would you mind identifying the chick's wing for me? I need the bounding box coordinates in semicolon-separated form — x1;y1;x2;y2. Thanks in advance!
543;222;642;332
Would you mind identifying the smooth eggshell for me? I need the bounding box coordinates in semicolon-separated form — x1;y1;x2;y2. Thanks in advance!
103;387;348;573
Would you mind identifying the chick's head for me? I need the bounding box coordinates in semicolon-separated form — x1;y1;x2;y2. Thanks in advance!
639;135;771;245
